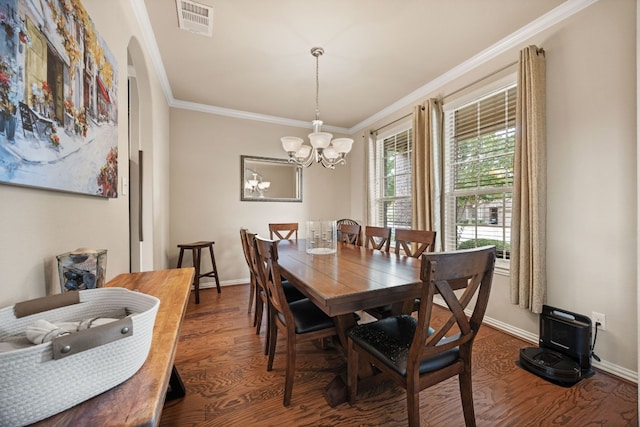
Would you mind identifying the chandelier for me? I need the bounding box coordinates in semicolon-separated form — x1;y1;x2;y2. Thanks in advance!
281;47;353;169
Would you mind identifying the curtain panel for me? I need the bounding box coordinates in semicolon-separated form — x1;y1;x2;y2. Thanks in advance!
412;99;444;250
510;45;547;314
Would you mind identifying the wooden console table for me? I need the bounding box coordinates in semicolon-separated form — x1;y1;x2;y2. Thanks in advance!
29;268;194;427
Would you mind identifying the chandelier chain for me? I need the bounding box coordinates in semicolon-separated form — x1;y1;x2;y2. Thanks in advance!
315;50;320;121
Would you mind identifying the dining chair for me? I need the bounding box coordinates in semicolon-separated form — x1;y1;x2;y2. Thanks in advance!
364;225;391;252
366;229;438;320
242;230;305;354
347;246;496;427
269;223;298;241
253;236;338;406
339;223;361;245
395;229;437;258
239;228;257;315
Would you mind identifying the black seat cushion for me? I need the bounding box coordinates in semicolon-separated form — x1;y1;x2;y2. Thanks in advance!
347;315;458;376
280;299;335;334
282;280;306;302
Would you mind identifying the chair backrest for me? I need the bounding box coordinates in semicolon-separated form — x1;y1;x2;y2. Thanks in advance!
339;223;361;245
409;246;496;372
395;229;437;258
241;229;260;284
253;236;293;325
269;223;298;241
239;228;252;268
364;226;391;252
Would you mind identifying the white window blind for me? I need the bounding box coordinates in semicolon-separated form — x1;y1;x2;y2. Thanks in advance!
371;128;413;234
444;84;516;265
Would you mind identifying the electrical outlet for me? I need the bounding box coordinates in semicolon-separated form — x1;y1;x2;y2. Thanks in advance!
592;311;607;331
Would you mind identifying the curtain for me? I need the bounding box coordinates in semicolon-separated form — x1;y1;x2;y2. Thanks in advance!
510;45;546;314
365;131;377;226
412;98;443;249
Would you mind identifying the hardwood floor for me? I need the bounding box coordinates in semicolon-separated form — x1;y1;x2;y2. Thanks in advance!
159;285;638;426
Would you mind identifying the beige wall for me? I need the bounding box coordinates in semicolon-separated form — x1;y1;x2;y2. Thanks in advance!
169;109;353;282
348;0;637;376
0;0;172;307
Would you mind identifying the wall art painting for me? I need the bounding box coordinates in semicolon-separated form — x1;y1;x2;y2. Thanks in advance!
0;0;118;198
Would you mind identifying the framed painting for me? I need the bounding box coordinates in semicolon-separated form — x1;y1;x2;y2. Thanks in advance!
0;0;118;198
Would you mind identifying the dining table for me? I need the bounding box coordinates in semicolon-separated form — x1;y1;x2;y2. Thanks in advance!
275;239;424;406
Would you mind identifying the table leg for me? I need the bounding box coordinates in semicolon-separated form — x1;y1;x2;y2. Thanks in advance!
165;365;186;401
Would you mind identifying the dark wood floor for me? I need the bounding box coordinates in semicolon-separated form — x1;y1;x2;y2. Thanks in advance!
159;284;638;427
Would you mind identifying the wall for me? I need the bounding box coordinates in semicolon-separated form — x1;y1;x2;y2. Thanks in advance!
169;109;353;283
348;0;637;377
0;0;171;307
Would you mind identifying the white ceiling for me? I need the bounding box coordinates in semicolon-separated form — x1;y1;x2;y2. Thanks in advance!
137;0;589;133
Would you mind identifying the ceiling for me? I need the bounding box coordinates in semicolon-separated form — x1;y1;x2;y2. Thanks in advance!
139;0;581;133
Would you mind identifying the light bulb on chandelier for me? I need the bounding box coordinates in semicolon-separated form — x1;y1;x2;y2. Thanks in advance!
281;47;353;169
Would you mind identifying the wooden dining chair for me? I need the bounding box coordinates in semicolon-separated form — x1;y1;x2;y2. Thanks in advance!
269;223;298;241
347;246;496;427
253;236;338;406
339;223;361;245
395;229;437;258
239;228;257;315
364;226;391;252
243;231;305;352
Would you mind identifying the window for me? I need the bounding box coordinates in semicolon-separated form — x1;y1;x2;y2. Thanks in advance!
371;127;413;236
444;82;516;266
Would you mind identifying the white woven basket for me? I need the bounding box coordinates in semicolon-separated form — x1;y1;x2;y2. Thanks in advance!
0;287;160;427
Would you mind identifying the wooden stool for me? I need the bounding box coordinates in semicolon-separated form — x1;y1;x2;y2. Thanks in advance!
177;241;221;304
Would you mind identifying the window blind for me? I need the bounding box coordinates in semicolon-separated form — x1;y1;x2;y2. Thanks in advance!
444;84;515;263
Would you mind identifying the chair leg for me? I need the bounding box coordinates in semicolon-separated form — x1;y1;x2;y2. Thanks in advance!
192;248;201;304
247;276;255;314
208;244;221;293
346;338;359;404
406;389;421;427
283;332;296;406
255;297;263;333
267;320;278;371
263;303;271;356
459;368;476;427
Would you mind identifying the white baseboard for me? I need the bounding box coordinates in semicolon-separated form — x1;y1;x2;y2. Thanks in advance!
482;314;638;383
433;298;638;384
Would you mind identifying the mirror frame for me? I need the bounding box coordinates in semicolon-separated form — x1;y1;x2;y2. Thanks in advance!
240;155;303;202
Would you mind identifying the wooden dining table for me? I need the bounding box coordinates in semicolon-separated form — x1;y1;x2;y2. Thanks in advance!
276;239;423;405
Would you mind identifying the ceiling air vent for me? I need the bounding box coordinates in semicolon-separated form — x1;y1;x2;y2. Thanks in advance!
176;0;213;37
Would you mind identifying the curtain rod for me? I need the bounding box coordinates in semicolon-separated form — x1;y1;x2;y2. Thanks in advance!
442;60;518;101
371;58;520;134
371;112;412;134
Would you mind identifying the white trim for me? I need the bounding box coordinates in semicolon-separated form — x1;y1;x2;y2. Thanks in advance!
432;297;638;384
130;0;598;130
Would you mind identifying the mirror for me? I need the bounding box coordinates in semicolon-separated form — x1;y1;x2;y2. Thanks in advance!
241;155;302;202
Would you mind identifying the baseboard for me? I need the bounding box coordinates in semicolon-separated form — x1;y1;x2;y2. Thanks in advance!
432;298;638;384
198;278;247;288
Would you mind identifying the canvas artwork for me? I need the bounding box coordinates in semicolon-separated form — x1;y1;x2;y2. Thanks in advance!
0;0;118;198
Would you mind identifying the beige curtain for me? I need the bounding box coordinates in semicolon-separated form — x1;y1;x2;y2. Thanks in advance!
412;99;443;249
365;131;377;225
510;45;546;314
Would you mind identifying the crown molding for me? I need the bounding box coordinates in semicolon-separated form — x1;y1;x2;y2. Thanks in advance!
130;0;598;134
170;99;350;133
349;0;598;134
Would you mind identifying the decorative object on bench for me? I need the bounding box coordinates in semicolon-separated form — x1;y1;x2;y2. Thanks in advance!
57;248;107;292
0;288;160;427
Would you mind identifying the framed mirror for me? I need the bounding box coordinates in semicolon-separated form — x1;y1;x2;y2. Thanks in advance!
241;155;302;202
